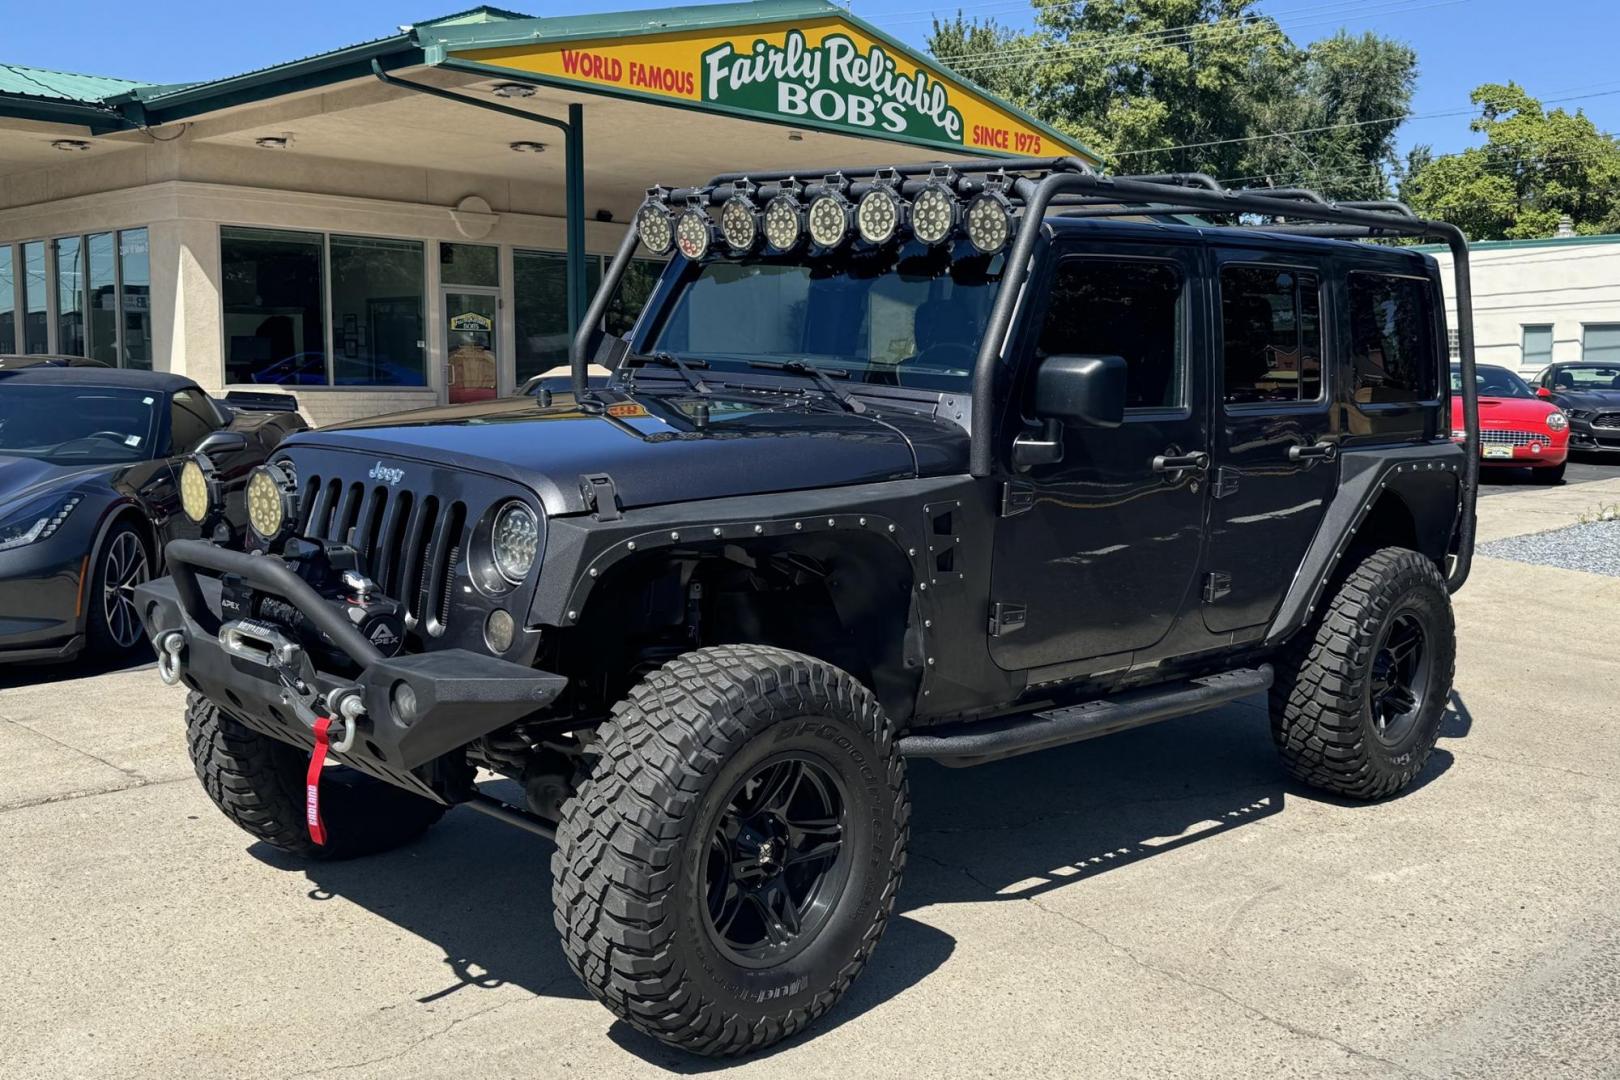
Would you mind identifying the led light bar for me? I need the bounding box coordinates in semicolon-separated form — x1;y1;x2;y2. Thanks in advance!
635;190;674;256
763;188;804;252
675;206;713;260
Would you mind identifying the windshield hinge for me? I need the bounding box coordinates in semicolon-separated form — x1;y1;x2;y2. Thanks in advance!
580;473;621;521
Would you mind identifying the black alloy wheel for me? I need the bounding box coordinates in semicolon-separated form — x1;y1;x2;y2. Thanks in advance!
1368;611;1431;746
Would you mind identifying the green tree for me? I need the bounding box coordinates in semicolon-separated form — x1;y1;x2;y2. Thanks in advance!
929;1;1416;199
1401;83;1620;239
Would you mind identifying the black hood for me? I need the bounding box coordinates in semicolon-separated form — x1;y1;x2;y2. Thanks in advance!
0;455;115;508
1552;388;1620;410
283;390;968;516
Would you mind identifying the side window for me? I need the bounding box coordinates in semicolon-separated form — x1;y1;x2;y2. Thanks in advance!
1348;273;1437;404
1534;366;1551;387
169;389;220;455
1219;265;1322;405
1037;258;1184;410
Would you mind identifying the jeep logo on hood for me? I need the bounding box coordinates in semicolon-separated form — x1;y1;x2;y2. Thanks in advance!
368;461;405;486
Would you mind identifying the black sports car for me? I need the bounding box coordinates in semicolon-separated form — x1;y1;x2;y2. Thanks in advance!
0;365;304;663
1533;362;1620;455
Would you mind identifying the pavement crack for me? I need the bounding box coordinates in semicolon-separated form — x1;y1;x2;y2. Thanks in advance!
0;774;188;814
1;715;147;782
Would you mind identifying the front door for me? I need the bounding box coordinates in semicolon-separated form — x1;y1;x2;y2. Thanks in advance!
443;290;498;403
989;243;1211;672
1201;252;1338;634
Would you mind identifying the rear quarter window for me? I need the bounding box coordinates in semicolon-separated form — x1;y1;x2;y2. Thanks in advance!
1348;272;1438;405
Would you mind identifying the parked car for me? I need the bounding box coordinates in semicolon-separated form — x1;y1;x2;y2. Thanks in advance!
1532;361;1620;456
134;160;1482;1055
0;365;304;662
1451;363;1569;482
0;353;112;370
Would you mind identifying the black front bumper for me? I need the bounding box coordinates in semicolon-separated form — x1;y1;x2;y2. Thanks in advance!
135;540;566;803
1569;421;1620;452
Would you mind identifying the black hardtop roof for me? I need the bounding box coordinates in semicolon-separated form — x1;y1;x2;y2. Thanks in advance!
0;366;197;392
1042;215;1438;270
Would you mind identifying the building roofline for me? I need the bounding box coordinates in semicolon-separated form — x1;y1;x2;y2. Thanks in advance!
1415;232;1620;254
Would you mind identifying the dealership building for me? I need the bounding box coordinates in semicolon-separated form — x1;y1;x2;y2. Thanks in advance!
0;1;1089;426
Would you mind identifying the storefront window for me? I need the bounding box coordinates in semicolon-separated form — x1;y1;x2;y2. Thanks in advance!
222;227;325;385
440;243;498;288
56;236;85;359
87;233;118;366
514;252;664;382
0;247;14;354
330;236;426;386
119;229;151;370
22;241;47;354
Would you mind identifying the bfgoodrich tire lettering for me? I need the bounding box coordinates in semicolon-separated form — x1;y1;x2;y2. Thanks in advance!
552;645;909;1055
1271;547;1456;800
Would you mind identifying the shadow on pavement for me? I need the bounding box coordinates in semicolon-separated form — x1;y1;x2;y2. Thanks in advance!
0;648;152;690
256;692;1466;1070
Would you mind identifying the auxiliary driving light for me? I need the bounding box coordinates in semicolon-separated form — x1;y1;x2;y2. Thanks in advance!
856;185;903;245
719;195;759;253
635;196;674;256
910;181;958;246
675;207;713;260
179;455;219;524
763;192;804;252
245;462;297;543
964;189;1014;255
807;191;852;249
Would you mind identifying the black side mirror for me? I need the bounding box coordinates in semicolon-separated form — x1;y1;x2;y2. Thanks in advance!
1013;355;1128;468
195;429;249;457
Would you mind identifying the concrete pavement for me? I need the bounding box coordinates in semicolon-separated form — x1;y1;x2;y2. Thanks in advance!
2;480;1617;1079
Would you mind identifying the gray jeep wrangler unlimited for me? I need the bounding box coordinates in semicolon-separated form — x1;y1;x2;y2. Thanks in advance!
138;158;1482;1055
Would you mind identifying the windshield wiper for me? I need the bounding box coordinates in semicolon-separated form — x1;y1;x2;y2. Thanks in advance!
747;359;866;414
624;351;711;395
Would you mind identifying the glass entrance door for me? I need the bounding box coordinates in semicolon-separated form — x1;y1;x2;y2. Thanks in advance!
443;289;498;403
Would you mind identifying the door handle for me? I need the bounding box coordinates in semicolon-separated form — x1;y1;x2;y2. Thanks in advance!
1287;441;1338;462
1151;451;1210;474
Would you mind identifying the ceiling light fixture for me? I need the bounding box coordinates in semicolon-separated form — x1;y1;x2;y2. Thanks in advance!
254;135;291;149
491;82;536;98
509;140;547;153
51;139;91;152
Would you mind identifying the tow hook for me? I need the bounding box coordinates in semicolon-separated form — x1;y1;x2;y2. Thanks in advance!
156;631;186;686
322;688;365;754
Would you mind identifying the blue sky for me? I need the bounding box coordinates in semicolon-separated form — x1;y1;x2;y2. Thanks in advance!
6;0;1617;157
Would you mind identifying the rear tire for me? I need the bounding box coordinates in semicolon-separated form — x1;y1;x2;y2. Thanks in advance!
552;645;909;1056
1270;547;1455;800
185;692;445;859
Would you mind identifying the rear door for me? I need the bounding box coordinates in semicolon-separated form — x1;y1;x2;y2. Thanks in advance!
1202;251;1338;634
989;239;1210;671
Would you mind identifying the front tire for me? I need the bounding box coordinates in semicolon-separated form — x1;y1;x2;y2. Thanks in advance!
185;692;445;859
87;520;151;656
552;645;909;1056
1533;461;1567;484
1271;547;1455;800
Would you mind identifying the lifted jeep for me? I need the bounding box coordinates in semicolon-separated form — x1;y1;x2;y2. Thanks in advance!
138;158;1481;1055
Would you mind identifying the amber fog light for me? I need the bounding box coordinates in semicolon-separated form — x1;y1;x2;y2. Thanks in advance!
179;456;218;523
485;609;516;654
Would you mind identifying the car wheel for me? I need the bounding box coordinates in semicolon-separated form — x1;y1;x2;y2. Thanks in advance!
1533;461;1566;484
186;692;446;860
1270;547;1456;800
552;645;909;1056
87;520;152;655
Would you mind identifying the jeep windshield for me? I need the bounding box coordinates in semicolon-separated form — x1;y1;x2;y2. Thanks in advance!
634;239;1006;393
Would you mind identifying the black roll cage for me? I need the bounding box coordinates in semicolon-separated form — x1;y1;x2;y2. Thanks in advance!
571;156;1480;591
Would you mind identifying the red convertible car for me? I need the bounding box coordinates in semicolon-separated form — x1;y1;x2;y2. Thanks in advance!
1451;364;1569;482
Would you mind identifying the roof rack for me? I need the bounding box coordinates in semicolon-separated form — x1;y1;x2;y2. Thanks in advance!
572;156;1481;591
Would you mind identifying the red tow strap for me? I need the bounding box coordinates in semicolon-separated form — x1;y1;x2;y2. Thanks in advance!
306;715;333;846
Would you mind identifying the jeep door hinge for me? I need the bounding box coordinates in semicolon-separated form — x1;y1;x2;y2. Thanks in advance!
1211;467;1241;499
1000;480;1036;517
989;602;1027;637
1202;571;1232;603
579;472;621;521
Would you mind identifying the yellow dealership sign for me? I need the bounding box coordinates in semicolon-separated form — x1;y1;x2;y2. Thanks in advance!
457;15;1089;159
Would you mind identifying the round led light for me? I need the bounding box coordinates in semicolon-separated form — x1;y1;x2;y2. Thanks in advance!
763;194;804;251
675;208;712;260
720;196;758;252
245;466;287;541
807;193;851;248
179;457;214;523
490;501;540;585
484;608;516;653
856;187;902;245
635;200;674;256
911;184;957;246
965;191;1014;255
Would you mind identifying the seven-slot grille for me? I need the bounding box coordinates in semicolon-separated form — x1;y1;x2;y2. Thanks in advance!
1593;412;1620;429
1480;428;1550;448
296;474;466;637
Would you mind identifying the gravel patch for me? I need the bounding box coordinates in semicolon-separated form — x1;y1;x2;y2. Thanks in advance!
1479;518;1620;577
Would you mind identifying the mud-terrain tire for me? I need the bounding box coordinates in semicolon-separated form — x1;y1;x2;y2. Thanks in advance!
1271;547;1455;800
552;645;909;1056
185;691;445;859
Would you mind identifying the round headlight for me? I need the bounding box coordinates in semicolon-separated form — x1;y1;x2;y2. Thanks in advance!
636;200;674;257
490;501;540;584
1547;411;1569;432
675;208;713;261
179;456;216;524
964;190;1014;255
763;194;804;252
720;196;758;253
807;193;851;248
246;465;292;542
856;187;902;245
910;183;958;246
